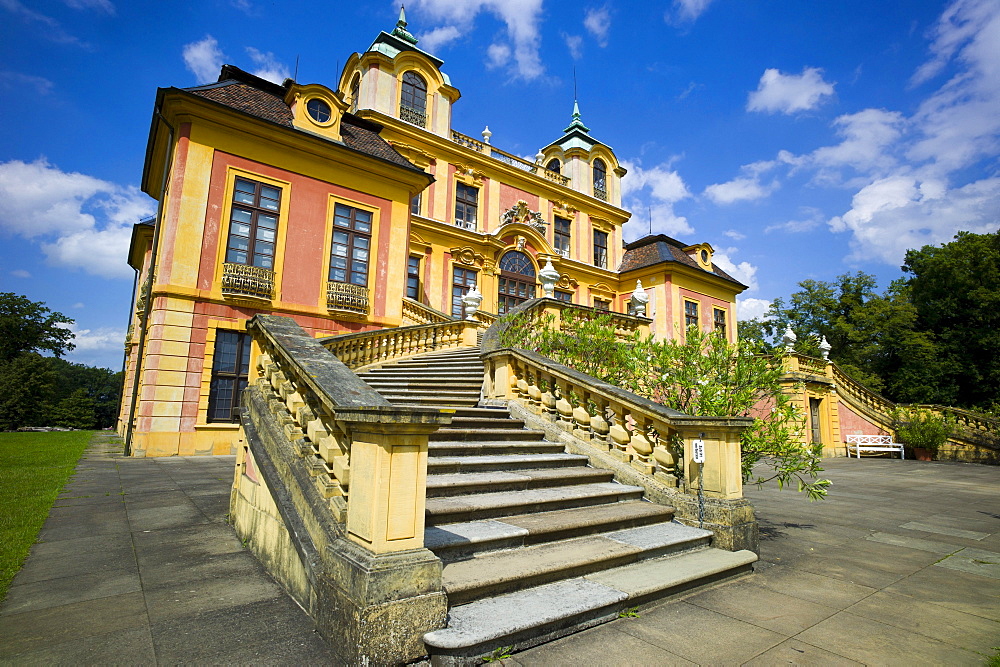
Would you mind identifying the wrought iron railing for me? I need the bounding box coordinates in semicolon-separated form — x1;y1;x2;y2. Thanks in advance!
399;105;427;128
326;281;369;315
222;263;274;299
594;184;608;202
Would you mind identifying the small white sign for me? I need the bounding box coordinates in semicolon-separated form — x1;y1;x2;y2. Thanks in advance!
692;439;705;463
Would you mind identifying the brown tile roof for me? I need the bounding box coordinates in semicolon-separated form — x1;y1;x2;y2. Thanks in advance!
182;67;421;173
618;234;746;288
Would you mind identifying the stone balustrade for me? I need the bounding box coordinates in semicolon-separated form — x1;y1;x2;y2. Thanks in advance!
246;314;452;553
320;318;480;370
401;297;453;325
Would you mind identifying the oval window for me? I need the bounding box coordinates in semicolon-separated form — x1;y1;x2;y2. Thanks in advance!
307;98;332;123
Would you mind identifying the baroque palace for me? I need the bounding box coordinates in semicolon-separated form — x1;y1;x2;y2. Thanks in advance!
118;12;747;457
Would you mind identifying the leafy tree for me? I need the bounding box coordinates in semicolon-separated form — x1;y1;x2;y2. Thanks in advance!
51;389;98;430
0;354;57;431
0;293;74;363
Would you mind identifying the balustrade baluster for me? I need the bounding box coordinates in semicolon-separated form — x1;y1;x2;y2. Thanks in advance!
607;403;631;461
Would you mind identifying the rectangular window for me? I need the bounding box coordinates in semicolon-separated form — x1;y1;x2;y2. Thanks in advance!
226;177;280;269
594;298;611;312
330;203;372;287
714;308;727;336
554;217;571;257
593;230;608;268
452;266;478;317
410;193;421;216
207;330;251;423
406;255;421;300
455;183;478;230
685;301;699;329
554;289;573;303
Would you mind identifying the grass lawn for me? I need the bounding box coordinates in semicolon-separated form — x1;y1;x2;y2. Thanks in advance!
0;430;93;603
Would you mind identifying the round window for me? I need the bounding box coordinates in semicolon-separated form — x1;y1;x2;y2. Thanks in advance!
307;98;332;123
700;249;709;264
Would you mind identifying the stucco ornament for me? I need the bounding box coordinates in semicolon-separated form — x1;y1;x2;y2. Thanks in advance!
500;200;547;233
819;335;831;360
462;283;483;321
629;279;650;317
782;326;797;352
538;259;560;298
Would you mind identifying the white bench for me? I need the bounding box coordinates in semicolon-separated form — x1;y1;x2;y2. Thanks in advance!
846;434;904;459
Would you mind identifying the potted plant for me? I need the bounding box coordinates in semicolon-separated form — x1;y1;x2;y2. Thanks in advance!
891;407;951;460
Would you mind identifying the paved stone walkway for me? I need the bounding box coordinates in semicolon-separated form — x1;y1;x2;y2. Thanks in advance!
1;433;998;665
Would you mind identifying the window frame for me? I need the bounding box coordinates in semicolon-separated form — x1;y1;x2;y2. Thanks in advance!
554;289;573;303
594;298;611;312
207;330;251;424
455;183;478;230
713;308;727;336
593;158;608;200
399;71;427;126
452;266;479;317
225;177;281;270
410;192;421;216
406;255;421;300
546;158;561;175
593;230;608;268
684;300;700;329
329;202;373;288
554;216;571;257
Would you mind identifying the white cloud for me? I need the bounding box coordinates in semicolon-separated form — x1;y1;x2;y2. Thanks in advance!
0;71;54;95
703;176;777;205
10;269;31;278
406;0;545;80
583;6;610;47
713;248;759;292
246;47;290;84
736;297;772;321
63;0;115;14
419;25;462;53
0;158;154;279
183;35;224;84
563;33;583;60
620;159;694;239
72;302;84;308
765;207;823;234
1;0;85;46
747;67;835;115
486;42;511;69
811;109;906;175
669;0;714;23
723;229;746;241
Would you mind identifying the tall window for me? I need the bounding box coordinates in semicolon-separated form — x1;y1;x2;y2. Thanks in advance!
410;193;421;216
227;177;280;269
554;217;571;257
207;330;251;423
685;301;699;329
714;308;727;336
452;266;478;317
407;256;421;300
546;158;561;175
399;71;427;127
593;158;607;201
330;203;372;287
455;183;478;230
498;251;536;314
349;75;360;114
593;230;608;268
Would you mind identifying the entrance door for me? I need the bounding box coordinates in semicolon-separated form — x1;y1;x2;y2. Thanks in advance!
497;251;536;314
809;397;822;444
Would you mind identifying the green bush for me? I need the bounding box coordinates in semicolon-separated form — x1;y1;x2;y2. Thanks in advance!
891;407;951;454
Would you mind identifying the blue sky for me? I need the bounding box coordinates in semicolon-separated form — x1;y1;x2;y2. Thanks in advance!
1;0;998;370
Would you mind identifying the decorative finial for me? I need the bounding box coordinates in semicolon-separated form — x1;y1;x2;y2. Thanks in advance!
819;335;831;360
564;99;590;133
535;149;545;164
482;125;492;144
539;259;560;298
782;326;797;352
392;5;419;45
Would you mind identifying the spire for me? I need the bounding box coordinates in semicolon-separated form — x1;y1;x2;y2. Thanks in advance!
392;5;419;45
564;99;590;134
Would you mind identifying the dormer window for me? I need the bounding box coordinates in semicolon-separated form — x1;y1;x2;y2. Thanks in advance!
306;98;332;124
593;158;607;201
546;158;561;175
400;71;427;127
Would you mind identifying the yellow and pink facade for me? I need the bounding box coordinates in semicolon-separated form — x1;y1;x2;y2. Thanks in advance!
118;14;747;457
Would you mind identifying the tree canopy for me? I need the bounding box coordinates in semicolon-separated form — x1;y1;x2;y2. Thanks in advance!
0;292;75;363
739;230;1000;411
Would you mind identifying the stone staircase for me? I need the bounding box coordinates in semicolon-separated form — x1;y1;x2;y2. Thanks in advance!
357;346;757;663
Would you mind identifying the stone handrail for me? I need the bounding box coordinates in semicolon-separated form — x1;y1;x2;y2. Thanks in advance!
401;297;453;325
246;314;451;553
482;298;749;500
472;309;497;326
450;130;571;186
482;298;651;351
319;319;479;371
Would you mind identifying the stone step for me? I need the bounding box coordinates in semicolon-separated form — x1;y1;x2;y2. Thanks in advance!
363;367;483;376
426;466;613;499
424;501;674;561
429;440;560;457
430;428;546;442
442;416;527;429
389;397;482;407
384;360;484;369
364;379;483;388
440;522;715;605
423;547;758;662
427;453;591;475
425;482;645;525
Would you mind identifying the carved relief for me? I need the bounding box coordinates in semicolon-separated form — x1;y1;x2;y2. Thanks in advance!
500;200;547;233
452;163;485;186
556;274;579;290
391;142;434;169
551;199;578;217
449;246;485;267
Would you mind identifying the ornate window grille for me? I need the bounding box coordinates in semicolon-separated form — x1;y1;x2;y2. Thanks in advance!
327;281;370;315
399;71;427;128
593;158;608;201
221;263;275;299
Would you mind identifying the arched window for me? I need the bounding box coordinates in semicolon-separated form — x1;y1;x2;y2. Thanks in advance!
593;158;607;201
497;251;536;314
399;71;427;127
349;74;360;114
546;158;561;175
